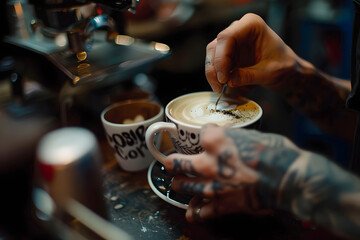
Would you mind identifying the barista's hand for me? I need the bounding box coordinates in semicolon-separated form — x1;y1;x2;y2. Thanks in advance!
164;124;301;222
205;13;299;93
164;125;360;238
205;13;356;141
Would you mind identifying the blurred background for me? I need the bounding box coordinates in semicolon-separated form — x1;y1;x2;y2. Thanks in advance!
0;0;355;239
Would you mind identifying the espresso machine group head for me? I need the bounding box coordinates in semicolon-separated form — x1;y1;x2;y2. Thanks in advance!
28;0;139;55
4;0;169;88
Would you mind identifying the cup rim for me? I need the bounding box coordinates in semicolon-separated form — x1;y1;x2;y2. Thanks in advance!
101;100;164;127
165;91;263;129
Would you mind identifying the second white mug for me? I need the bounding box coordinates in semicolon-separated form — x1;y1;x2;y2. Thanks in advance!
101;100;164;171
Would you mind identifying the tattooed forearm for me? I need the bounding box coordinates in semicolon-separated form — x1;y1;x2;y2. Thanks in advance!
226;128;360;237
278;152;360;239
272;63;356;140
256;148;300;207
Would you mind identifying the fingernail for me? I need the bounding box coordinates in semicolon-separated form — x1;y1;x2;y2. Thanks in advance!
217;71;225;83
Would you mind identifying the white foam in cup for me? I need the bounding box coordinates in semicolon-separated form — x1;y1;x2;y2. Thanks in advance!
168;92;261;127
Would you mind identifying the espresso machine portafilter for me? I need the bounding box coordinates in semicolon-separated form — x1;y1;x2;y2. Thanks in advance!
28;0;139;55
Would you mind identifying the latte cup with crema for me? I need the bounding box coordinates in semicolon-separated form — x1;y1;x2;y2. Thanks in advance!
145;91;262;164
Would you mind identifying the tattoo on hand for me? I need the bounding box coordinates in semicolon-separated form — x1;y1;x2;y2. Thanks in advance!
179;179;247;196
218;150;236;179
210;180;247;193
173;158;200;176
225;129;300;207
179;181;205;194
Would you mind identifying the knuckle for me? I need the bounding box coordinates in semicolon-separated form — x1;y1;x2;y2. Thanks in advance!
229;19;240;27
200;133;215;148
163;158;174;171
205;68;215;79
243;13;263;24
205;62;215;73
201;127;224;144
235;69;255;86
216;31;229;42
203;188;216;198
196;158;216;177
245;13;266;30
206;42;215;51
213;56;224;67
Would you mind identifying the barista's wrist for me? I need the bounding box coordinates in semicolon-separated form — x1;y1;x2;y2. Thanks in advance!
267;51;316;93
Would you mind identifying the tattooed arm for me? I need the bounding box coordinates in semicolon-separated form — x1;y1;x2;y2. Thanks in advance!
270;61;355;141
205;13;356;140
165;125;360;239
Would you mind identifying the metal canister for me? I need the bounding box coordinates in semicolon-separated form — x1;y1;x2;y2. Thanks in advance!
36;127;107;220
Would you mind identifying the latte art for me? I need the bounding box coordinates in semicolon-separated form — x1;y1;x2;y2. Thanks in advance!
168;92;260;127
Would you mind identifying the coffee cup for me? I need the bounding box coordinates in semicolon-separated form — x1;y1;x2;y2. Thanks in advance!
145;91;262;163
101;100;164;171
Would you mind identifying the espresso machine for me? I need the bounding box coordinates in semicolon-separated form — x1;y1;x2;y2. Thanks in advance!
2;0;170;126
0;1;170;239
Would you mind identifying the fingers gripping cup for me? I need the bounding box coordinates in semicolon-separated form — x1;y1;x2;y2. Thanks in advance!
101;101;164;172
145;92;262;164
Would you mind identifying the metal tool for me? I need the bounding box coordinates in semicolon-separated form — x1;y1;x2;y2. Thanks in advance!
36;127;107;219
214;83;227;112
34;127;135;239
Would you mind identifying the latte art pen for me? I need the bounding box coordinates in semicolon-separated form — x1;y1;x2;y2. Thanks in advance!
214;83;228;112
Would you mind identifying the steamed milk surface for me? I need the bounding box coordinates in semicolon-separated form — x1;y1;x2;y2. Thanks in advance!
168;93;260;126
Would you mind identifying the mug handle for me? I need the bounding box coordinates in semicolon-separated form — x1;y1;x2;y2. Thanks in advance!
146;122;178;164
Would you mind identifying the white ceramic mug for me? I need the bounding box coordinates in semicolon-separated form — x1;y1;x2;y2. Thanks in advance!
101;100;164;171
145;92;262;164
